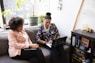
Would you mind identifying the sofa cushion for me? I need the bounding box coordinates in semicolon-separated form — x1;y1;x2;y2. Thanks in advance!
40;47;50;63
25;26;39;43
0;55;29;63
0;32;8;56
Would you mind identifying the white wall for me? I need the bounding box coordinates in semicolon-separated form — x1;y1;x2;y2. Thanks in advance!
75;0;95;31
50;0;82;37
36;0;50;15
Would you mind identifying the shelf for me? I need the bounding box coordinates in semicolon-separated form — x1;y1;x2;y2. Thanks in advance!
72;54;82;62
70;30;95;63
74;47;91;53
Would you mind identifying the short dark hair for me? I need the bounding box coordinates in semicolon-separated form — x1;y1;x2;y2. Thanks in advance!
44;12;51;19
9;17;24;31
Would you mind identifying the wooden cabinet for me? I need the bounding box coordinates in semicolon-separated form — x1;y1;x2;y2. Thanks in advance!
70;29;95;63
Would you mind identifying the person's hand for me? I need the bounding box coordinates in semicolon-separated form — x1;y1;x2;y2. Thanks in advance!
17;35;26;43
57;36;60;39
42;41;46;44
47;40;53;44
29;44;39;48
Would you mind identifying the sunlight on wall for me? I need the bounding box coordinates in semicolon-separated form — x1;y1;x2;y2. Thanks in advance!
50;0;82;37
75;0;95;31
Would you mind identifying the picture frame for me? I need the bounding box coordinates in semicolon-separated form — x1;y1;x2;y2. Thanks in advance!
80;37;90;48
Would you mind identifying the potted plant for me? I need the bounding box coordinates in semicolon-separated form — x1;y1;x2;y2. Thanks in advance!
2;9;13;29
2;0;43;26
2;0;27;23
38;14;45;25
29;0;43;26
16;0;39;26
29;0;38;26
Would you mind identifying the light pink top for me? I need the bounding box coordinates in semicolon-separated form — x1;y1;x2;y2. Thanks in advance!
8;29;32;57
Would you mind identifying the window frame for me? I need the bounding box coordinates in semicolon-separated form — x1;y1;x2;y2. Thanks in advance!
1;0;6;24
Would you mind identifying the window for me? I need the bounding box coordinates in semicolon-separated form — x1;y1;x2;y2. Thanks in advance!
1;0;50;26
0;5;3;27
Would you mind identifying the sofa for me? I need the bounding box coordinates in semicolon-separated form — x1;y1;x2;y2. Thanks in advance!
0;26;70;63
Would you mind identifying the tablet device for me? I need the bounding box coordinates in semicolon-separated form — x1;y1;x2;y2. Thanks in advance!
52;36;67;47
